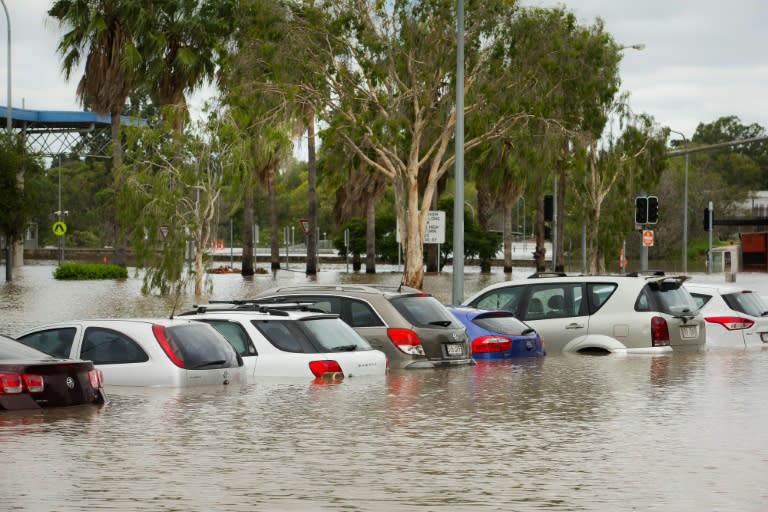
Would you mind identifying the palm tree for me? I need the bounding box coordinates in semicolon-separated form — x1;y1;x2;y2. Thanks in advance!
48;0;142;266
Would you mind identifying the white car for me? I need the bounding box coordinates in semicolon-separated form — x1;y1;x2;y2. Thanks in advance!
462;272;705;354
177;304;388;380
14;319;247;387
684;282;768;349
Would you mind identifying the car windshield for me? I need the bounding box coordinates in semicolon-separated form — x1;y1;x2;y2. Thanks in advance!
301;318;373;351
390;295;462;329
0;335;55;359
642;279;698;315
723;291;768;317
165;324;240;369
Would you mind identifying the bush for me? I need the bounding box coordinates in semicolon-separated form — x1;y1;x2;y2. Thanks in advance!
54;262;128;280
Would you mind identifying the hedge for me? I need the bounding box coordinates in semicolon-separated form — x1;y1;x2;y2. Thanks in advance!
53;262;129;280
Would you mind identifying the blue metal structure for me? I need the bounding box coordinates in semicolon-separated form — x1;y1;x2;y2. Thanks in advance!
0;106;143;156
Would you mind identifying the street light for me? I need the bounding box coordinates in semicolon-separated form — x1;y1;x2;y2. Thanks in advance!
669;129;689;273
0;0;10;134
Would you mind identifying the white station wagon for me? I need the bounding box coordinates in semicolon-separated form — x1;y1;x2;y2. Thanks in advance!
178;304;388;380
462;272;706;355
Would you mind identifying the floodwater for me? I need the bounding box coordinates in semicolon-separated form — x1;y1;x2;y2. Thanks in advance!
2;262;768;511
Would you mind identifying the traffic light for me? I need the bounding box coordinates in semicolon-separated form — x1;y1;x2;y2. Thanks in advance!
635;196;648;224
647;196;659;224
703;207;710;231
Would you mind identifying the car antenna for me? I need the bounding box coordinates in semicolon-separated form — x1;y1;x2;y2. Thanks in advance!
169;282;184;319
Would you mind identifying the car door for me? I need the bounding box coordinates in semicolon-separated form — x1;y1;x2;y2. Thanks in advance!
518;282;588;353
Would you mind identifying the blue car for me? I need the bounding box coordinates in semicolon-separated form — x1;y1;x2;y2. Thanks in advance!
447;306;545;359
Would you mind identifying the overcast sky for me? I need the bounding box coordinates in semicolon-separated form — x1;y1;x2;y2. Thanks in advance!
3;0;767;143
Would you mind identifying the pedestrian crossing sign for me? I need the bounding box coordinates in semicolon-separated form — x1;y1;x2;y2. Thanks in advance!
52;221;67;237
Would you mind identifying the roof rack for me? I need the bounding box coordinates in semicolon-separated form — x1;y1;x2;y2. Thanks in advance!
265;283;425;295
179;302;294;316
624;270;666;277
527;272;568;279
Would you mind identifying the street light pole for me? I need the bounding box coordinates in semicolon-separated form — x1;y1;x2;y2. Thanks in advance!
669;129;688;273
1;0;9;133
452;0;465;305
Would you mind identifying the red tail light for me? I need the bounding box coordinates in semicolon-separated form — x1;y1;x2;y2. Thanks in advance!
0;373;23;394
705;316;755;330
309;360;343;379
152;324;186;368
387;328;426;355
651;316;670;346
471;336;513;353
22;374;45;393
0;373;44;394
88;369;104;389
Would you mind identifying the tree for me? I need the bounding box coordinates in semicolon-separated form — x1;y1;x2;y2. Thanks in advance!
48;0;143;266
118;111;244;297
0;135;45;280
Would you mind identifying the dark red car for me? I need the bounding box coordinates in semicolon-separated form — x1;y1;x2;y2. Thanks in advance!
0;334;107;411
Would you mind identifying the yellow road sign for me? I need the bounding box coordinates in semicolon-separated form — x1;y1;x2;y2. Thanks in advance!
52;221;67;237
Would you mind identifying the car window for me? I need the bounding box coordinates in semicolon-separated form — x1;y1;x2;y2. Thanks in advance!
390;295;462;328
689;293;711;310
636;279;697;314
164;324;241;369
523;283;583;321
470;286;525;314
301;318;374;351
199;320;258;356
472;315;532;336
587;283;618;313
722;291;767;317
252;320;311;353
81;327;149;365
17;327;77;358
348;300;384;327
0;334;55;359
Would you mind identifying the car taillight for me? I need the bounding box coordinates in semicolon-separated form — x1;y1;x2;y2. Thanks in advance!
0;373;24;394
471;336;513;353
88;369;104;389
152;324;187;368
0;373;44;394
22;374;44;393
705;316;755;330
387;328;426;355
651;316;670;346
309;360;343;380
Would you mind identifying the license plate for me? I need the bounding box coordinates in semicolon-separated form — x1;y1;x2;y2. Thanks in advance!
446;343;464;356
761;333;768;343
681;325;697;338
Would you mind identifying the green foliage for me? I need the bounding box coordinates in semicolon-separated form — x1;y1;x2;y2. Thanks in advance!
437;196;502;265
54;262;128;280
0;135;46;241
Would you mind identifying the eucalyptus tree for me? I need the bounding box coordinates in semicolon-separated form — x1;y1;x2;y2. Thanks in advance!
118;111;245;297
317;0;546;288
48;0;143;266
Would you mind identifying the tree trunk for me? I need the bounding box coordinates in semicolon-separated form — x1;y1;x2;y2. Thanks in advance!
241;176;254;276
268;166;280;270
365;200;376;273
555;158;567;272
306;111;317;276
503;203;513;273
402;176;425;289
534;194;547;272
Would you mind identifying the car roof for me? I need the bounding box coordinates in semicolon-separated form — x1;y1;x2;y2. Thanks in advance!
179;306;339;321
683;282;753;294
18;318;202;330
256;283;426;297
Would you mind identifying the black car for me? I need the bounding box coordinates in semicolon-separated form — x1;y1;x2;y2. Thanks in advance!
0;334;107;411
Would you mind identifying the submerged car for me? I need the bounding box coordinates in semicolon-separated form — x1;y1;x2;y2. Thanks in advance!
462;272;705;354
0;334;107;411
684;282;768;349
14;319;246;387
446;306;545;359
178;305;388;380
248;284;474;369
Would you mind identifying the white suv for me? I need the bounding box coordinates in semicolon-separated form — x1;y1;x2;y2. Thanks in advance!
462;272;705;354
177;305;388;380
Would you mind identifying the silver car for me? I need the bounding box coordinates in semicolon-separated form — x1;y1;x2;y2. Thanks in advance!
15;318;246;387
462;272;705;354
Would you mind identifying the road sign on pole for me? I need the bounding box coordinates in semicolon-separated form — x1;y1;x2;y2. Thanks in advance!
299;218;309;235
159;224;169;240
642;229;654;247
52;221;67;237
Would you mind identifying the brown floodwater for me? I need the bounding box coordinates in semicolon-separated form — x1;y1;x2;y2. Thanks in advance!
2;262;768;511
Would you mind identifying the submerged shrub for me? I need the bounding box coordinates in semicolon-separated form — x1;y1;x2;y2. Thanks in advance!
54;262;128;280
